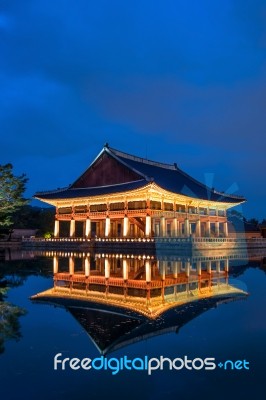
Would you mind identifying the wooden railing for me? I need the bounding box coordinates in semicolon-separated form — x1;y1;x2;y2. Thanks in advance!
53;273;221;288
55;210;227;220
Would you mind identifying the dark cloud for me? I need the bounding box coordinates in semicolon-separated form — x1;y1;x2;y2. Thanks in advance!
0;0;265;218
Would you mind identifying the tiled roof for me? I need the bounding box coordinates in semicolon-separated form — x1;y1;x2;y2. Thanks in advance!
108;147;245;203
34;145;246;204
34;179;147;200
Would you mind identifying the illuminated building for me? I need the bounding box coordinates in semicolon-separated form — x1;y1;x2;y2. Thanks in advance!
34;144;245;239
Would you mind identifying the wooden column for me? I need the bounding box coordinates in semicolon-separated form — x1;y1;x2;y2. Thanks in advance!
206;220;211;237
70;220;75;238
145;215;151;237
173;261;178;278
195;220;201;237
161;261;166;280
160;216;165;237
224;258;229;272
185;261;190;277
123;259;129;280
85;257;90;277
104;258;110;279
53;256;58;274
85;218;91;238
54;220;59;238
133;258;138;272
173;218;179;236
105;217;111;237
100;221;105;237
104;259;110;297
197;261;202;275
224;221;228;237
123;216;129;237
184;218;190;237
69;256;74;275
145;260;151;282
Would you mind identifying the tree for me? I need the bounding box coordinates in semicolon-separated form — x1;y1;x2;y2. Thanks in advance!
11;205;55;235
227;209;246;222
247;218;259;227
0;164;28;228
0;301;26;354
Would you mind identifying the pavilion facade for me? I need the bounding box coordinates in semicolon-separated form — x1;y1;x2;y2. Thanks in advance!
34;144;245;239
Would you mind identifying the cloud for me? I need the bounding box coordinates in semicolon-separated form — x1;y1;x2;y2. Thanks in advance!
0;72;106;158
0;0;265;217
1;0;265;84
82;75;266;156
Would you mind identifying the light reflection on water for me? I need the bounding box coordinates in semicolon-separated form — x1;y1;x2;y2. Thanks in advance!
0;249;265;400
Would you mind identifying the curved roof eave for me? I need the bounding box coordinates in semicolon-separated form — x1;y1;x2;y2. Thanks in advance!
107;147;246;204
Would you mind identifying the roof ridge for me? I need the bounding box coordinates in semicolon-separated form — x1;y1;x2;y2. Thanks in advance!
68;179;146;190
34;186;69;195
34;180;147;196
109;146;177;171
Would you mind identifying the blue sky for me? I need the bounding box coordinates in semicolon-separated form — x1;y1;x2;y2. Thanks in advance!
1;0;265;218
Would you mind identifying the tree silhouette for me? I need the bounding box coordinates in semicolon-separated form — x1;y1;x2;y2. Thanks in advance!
0;164;28;228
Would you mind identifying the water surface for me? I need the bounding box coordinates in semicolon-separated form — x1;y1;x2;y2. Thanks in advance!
0;250;265;400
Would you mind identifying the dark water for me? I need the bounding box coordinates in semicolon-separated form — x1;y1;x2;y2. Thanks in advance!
0;251;266;400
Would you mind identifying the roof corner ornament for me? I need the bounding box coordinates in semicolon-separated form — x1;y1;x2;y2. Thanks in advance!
104;142;109;149
174;162;178;169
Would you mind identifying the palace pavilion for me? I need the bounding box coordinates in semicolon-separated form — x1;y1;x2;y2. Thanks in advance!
34;144;245;239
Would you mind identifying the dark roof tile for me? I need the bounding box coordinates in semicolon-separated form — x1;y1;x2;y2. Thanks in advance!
109;147;245;203
34;146;246;204
35;180;147;200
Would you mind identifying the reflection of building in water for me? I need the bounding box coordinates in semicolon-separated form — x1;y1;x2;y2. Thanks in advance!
34;294;247;356
32;252;247;355
52;253;233;315
32;252;246;317
34;145;245;240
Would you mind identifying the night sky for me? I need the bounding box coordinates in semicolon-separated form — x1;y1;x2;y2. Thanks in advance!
1;0;265;218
